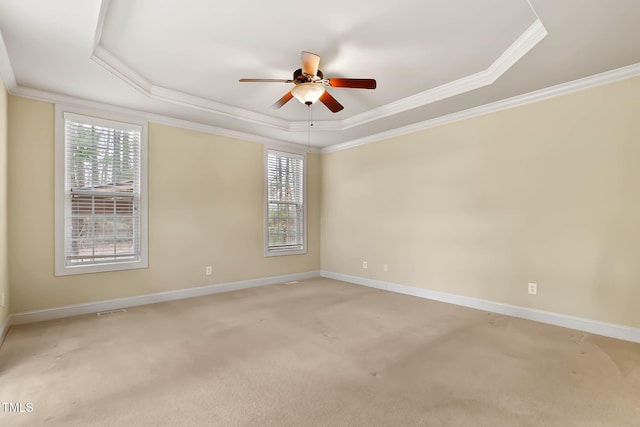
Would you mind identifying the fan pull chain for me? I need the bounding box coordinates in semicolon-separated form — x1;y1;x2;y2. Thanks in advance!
307;104;312;152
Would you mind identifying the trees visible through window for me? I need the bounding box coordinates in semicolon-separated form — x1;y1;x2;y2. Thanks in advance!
56;110;147;274
266;150;305;255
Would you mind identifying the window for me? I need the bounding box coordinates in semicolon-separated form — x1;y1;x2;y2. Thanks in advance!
265;149;306;256
55;107;148;275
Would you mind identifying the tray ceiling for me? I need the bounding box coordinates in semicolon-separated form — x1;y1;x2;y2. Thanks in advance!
1;0;640;149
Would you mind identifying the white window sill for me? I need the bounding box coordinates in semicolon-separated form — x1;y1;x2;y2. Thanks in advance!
264;248;307;257
55;259;148;276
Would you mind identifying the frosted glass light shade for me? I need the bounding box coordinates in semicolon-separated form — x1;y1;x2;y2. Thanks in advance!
291;83;325;105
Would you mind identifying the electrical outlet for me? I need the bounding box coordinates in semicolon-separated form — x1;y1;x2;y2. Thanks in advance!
528;283;537;295
383;264;388;272
362;261;368;269
205;266;213;276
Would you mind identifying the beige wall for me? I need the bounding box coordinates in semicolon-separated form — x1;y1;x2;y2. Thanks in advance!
8;97;320;312
0;79;8;326
5;76;640;330
321;76;640;329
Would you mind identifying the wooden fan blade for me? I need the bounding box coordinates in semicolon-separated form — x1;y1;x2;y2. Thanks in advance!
328;78;377;89
301;51;320;77
239;78;293;83
319;91;344;113
270;91;294;109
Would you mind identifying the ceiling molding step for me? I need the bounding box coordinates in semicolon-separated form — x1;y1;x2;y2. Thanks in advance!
323;62;640;154
91;0;546;134
8;84;319;152
487;18;548;77
151;116;320;153
93;0;110;49
9;61;640;155
91;45;153;93
148;85;290;131
340;19;547;131
90;46;290;132
262;140;320;155
288;120;342;132
91;0;290;132
9;85;154;119
0;27;17;90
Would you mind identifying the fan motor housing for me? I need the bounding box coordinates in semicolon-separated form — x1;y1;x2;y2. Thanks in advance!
294;68;323;83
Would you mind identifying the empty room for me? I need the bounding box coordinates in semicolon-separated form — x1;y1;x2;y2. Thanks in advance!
1;0;640;425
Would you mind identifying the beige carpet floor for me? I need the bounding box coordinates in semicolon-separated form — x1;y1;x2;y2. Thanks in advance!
1;277;639;426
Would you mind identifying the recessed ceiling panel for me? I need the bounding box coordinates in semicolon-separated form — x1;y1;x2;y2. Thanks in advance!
99;0;537;120
2;0;640;149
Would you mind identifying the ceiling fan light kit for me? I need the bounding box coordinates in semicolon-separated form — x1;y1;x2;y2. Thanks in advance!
291;82;325;105
240;51;377;113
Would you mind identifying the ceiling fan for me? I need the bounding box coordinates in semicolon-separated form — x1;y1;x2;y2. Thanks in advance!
239;51;376;113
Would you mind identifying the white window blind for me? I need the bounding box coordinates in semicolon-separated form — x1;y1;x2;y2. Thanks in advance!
266;150;305;254
63;113;142;267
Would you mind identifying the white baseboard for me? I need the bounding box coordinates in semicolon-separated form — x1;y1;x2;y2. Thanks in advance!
9;270;320;326
6;270;638;346
321;271;640;344
0;314;11;346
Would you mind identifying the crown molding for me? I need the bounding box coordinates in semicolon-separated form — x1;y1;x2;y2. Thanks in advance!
92;0;546;134
339;19;547;131
89;48;290;132
90;44;152;94
91;0;289;132
3;18;639;157
8;84;320;153
322;62;640;153
288;120;342;132
4;4;637;155
289;18;546;132
0;28;17;90
147;85;289;131
487;17;547;77
4;54;639;157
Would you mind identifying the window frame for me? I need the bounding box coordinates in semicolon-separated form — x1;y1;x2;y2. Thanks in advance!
55;104;149;276
264;148;307;257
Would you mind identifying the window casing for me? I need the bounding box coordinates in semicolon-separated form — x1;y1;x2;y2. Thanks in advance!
55;106;148;275
265;149;306;256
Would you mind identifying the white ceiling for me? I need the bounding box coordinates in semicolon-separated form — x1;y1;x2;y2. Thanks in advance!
1;0;640;149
